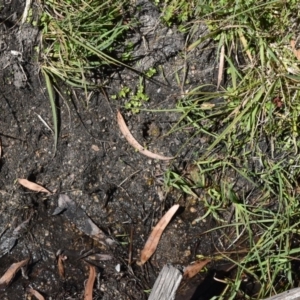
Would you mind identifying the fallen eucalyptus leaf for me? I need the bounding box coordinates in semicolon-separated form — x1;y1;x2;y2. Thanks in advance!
117;111;174;161
138;204;179;265
0;258;29;289
84;264;96;300
57;254;65;279
17;178;52;195
183;259;211;279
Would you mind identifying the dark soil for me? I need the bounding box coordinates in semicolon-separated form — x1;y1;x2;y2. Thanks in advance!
0;1;227;299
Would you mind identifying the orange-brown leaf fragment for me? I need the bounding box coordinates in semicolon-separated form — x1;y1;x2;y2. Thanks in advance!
0;258;29;288
17;178;52;195
138;204;180;265
183;259;211;279
291;40;300;61
117;111;174;161
27;288;45;300
57;255;65;279
84;265;96;300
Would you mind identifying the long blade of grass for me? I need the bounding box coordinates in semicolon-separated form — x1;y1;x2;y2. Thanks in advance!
42;70;58;155
199;85;265;160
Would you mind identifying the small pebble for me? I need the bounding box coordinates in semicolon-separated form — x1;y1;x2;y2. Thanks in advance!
190;207;197;213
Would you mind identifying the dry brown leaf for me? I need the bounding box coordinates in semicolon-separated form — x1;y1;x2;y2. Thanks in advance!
183;259;211;279
27;288;45;300
57;255;65;279
138;204;180;265
291;40;300;61
117;111;174;161
84;265;96;300
0;258;29;288
17;178;52;195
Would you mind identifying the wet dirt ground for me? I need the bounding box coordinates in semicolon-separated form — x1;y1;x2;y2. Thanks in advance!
0;1;230;299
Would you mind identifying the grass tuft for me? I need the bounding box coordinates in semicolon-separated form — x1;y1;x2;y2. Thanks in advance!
42;69;58;155
39;0;131;148
38;0;300;297
40;0;130;90
159;0;300;298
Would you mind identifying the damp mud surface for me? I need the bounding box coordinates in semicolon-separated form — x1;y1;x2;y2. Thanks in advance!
0;1;227;299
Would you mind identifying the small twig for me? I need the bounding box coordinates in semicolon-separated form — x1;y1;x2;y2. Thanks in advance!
217;44;225;89
118;169;141;187
128;226;133;265
21;0;32;24
180;36;190;95
35;113;54;134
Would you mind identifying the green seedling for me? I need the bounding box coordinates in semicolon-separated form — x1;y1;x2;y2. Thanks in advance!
114;69;156;113
155;0;194;27
145;67;157;78
124;77;149;113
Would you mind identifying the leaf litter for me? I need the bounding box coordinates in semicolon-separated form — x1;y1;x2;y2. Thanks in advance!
291;39;300;61
0;258;30;289
117;111;175;161
183;259;212;279
84;264;96;300
138;204;180;265
17;178;53;195
57;253;66;279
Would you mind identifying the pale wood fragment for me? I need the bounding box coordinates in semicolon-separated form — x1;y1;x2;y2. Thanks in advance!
148;265;182;300
263;288;300;300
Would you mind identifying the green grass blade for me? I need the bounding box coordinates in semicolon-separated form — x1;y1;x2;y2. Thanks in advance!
199;85;265;160
42;69;58;155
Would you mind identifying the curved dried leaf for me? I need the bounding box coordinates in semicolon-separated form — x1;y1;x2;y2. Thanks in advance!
0;258;29;288
57;255;65;279
183;259;211;279
17;179;52;195
84;265;96;300
138;204;180;265
27;288;45;300
117;111;174;161
291;40;300;61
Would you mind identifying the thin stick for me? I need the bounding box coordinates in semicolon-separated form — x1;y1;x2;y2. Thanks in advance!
21;0;32;24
